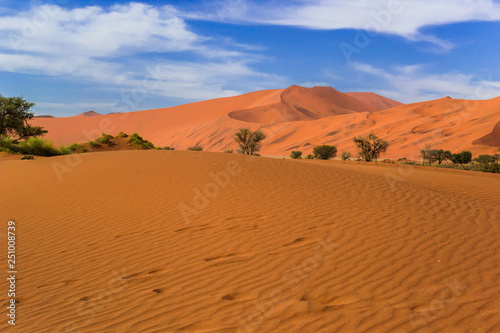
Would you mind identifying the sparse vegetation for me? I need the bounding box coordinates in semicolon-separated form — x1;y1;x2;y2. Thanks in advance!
353;133;388;162
21;155;34;160
129;133;155;149
155;146;175;150
96;133;114;145
234;128;267;155
224;149;233;153
60;143;87;154
117;131;128;138
341;151;352;161
290;151;302;159
88;141;100;148
312;145;337;160
188;145;203;151
305;154;314;159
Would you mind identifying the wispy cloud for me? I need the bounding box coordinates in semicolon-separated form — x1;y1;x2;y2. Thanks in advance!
352;62;500;102
186;0;500;49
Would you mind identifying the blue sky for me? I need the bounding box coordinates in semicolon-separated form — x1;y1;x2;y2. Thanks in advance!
1;1;500;116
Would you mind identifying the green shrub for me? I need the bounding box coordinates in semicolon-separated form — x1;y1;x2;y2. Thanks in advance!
305;154;314;160
312;145;337;160
381;159;394;164
155;146;175;151
224;149;233;153
290;151;302;159
116;131;128;138
60;143;87;154
398;157;407;161
129;133;155;149
188;145;203;151
88;141;100;148
0;136;20;154
17;137;61;156
95;133;114;145
21;155;34;160
341;151;352;161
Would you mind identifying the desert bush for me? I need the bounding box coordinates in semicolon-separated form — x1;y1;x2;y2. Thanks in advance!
234;128;266;155
17;137;61;156
116;131;128;138
21;155;34;160
353;133;388;162
341;151;352;161
312;145;337;160
155;146;175;150
290;151;302;159
60;143;87;154
224;149;233;153
381;159;395;164
88;141;100;148
96;133;114;145
129;133;155;149
398;157;407;161
188;145;203;151
305;154;314;159
0;136;20;154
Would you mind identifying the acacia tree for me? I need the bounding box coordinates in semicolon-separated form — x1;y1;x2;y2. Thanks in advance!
432;149;452;165
353;133;389;162
451;151;472;165
420;149;436;165
234;128;267;155
0;95;47;141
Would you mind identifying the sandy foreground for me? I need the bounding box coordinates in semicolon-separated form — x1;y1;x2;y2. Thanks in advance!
1;150;499;332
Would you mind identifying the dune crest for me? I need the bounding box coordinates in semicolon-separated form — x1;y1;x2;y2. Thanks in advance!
345;92;404;110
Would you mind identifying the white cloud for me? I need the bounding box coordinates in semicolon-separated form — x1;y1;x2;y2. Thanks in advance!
352;62;500;102
0;2;285;108
188;0;500;48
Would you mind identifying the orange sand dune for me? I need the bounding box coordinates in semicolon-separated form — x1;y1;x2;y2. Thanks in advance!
0;150;499;332
32;86;500;158
228;86;378;124
345;92;404;110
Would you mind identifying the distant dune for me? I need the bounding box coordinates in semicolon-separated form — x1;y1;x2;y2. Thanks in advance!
345;92;403;110
73;110;101;117
0;150;499;331
32;86;500;158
